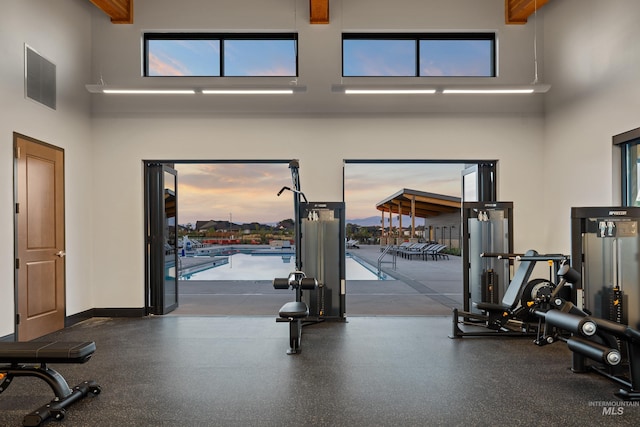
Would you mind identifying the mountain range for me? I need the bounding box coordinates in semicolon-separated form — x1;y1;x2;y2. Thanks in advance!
346;216;381;226
187;215;414;230
347;215;418;227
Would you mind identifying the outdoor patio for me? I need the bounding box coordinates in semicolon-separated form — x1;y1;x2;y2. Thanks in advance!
172;244;463;316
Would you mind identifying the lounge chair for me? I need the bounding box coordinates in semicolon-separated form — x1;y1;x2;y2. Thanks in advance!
399;243;428;259
424;244;449;260
347;239;360;249
391;242;413;256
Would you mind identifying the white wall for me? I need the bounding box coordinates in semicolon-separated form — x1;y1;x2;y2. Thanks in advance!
0;0;94;337
541;0;640;252
91;113;546;307
88;0;550;308
9;0;637;330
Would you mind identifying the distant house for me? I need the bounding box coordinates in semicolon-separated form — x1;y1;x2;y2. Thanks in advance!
195;220;216;232
194;220;238;233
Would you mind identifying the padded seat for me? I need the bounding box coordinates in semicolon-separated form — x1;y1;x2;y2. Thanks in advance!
279;301;309;318
0;341;96;364
475;301;508;312
475;249;539;313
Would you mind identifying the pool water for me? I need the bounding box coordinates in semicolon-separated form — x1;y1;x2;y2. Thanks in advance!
180;253;386;281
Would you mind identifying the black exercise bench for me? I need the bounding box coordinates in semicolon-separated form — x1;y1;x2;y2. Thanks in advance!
273;271;318;354
0;341;101;426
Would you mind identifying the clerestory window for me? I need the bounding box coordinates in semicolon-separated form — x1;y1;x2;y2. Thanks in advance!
342;33;496;77
144;33;298;77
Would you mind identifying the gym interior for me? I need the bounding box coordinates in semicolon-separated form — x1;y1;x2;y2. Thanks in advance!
2;1;640;426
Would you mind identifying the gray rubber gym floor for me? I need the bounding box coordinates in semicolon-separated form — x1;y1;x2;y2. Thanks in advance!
1;316;639;426
2;247;639;426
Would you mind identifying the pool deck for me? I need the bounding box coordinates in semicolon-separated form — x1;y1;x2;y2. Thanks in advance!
173;244;463;316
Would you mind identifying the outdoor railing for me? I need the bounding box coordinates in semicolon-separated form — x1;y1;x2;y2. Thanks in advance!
377;244;397;276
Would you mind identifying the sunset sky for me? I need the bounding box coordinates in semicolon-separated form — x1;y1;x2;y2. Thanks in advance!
175;162;465;226
147;36;490;77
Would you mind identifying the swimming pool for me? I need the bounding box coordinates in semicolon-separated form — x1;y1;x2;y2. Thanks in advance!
180;253;386;281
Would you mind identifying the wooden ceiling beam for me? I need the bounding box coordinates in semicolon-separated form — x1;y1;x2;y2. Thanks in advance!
505;0;549;24
86;0;547;27
89;0;133;24
310;0;329;24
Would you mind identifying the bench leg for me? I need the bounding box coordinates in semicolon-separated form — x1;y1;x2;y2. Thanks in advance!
288;319;303;355
1;365;101;427
23;380;101;427
2;364;73;399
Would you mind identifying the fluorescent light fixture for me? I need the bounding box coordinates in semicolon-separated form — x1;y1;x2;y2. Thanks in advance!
86;84;306;95
344;88;436;95
333;83;550;95
102;89;196;94
442;88;534;94
202;89;294;95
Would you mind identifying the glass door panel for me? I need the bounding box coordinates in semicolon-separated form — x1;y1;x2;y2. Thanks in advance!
145;163;178;314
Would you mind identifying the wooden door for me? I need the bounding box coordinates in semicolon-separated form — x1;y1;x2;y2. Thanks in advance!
14;134;65;341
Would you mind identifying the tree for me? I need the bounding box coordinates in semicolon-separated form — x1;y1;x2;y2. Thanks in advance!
278;218;295;230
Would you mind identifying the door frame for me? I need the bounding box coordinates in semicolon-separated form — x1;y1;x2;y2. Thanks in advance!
461;162;497;203
144;162;179;315
143;159;292;315
343;159;498;314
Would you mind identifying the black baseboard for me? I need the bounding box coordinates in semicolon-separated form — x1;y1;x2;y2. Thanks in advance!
0;333;15;342
91;307;146;318
1;309;145;342
65;309;95;327
65;308;146;327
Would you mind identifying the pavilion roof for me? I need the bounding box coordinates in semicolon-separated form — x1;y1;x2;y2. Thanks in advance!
375;188;461;218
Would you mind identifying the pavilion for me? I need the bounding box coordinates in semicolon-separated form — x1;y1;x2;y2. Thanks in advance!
376;189;461;244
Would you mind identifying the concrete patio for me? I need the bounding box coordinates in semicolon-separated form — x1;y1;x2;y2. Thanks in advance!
172;244;463;316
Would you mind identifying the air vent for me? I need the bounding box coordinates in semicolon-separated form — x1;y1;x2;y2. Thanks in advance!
25;45;56;110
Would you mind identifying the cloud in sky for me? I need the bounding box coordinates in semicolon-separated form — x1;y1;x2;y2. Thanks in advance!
148;53;188;76
148;38;296;77
343;40;416;76
343;38;492;77
147;35;490;77
176;162;465;226
148;40;220;76
223;40;296;76
176;163;294;226
344;163;464;221
420;40;492;76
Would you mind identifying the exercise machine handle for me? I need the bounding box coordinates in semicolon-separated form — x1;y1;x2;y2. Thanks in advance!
516;255;569;262
480;252;523;259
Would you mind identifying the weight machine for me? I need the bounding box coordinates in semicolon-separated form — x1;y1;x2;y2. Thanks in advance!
272;161;346;354
461;202;514;313
452;250;570;338
540;206;640;399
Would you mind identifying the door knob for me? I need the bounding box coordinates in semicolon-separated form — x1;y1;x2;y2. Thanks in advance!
55;251;66;258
